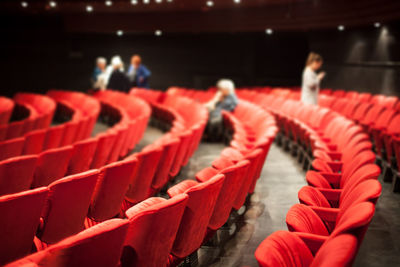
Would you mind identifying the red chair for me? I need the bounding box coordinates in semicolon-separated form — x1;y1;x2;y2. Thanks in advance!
90;131;117;169
167;174;224;265
67;137;98;175
32;146;74;188
87;158;139;226
22;129;46;155
0;155;38;196
0;187;48;265
254;231;357;267
122;194;189;267
124;145;163;206
35;170;99;248
0;137;25;161
42;124;64;150
7;219;129;267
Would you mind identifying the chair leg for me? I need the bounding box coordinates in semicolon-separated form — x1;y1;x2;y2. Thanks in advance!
382;161;393;182
392;171;400;193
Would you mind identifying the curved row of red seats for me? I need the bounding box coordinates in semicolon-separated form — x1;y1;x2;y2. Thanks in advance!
235;88;382;267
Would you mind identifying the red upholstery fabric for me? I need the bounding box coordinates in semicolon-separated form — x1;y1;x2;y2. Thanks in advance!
169;130;192;177
0;137;25;161
298;186;332;207
37;170;99;245
0;155;38;196
0;187;48;265
42;125;64;150
125;146;163;204
168;174;224;259
122;194;188;267
88;158;139;222
211;156;235;170
90;131;117;169
32;146;74;188
67;137;98;175
23;129;46;155
8;219;129;267
286;204;330;236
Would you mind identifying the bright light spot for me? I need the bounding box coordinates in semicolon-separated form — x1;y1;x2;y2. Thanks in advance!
143;0;150;4
21;1;28;8
338;25;345;31
117;30;124;36
265;28;273;35
131;0;138;4
49;1;57;8
105;0;113;6
167;0;173;2
156;0;162;3
155;30;162;36
206;1;214;7
374;22;381;28
86;5;93;12
234;0;241;3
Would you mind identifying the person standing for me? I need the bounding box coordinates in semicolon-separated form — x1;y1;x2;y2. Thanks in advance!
301;52;326;105
127;55;151;88
92;57;108;90
107;56;130;92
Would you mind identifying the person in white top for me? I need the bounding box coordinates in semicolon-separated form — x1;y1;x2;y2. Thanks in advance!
301;52;326;105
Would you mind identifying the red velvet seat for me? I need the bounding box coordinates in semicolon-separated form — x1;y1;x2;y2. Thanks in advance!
0;137;25;161
67;137;98;175
42;124;64;150
7;219;129;267
87;158;139;225
0;97;14;125
0;187;48;265
32;146;74;188
0;155;38;196
90;131;118;169
122;194;189;267
22;129;46;155
167;174;224;263
169;130;192;177
36;170;99;247
254;231;357;267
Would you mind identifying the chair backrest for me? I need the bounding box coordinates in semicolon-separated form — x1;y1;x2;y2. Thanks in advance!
7;219;129;267
90;131;117;169
67;137;98;175
170;174;224;258
122;194;189;267
23;129;46;155
0;187;48;266
32;146;74;188
0;155;38;196
42;124;64;150
125;146;163;204
0;137;25;161
88;158;139;223
37;170;99;245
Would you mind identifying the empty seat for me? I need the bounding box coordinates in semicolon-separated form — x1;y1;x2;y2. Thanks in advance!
22;129;46;155
36;170;99;247
0;137;25;161
7;219;129;267
32;146;74;188
0;187;48;265
122;194;189;267
42;124;64;150
0;155;38;196
90;131;118;169
67;137;98;175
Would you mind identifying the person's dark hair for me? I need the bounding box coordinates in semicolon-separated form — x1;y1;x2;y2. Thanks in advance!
306;52;323;67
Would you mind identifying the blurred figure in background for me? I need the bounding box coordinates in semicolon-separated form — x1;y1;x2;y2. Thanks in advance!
204;79;239;141
127;54;151;88
301;52;325;105
107;56;130;92
92;57;108;90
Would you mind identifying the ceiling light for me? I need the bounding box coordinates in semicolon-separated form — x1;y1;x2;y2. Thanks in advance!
338;25;345;31
206;1;214;7
131;0;138;4
155;30;162;36
49;1;57;8
117;30;124;36
374;22;381;28
234;0;241;3
156;0;162;3
143;0;150;4
105;0;113;6
167;0;173;2
86;5;93;12
265;28;273;35
21;1;28;8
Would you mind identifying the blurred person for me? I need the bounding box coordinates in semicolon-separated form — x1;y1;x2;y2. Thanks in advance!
204;79;239;141
127;54;151;88
107;56;130;92
92;57;108;90
301;52;326;105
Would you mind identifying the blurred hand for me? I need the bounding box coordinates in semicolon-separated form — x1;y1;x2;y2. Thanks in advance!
318;72;326;80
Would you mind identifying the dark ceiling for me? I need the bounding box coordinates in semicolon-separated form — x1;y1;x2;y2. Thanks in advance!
1;0;400;33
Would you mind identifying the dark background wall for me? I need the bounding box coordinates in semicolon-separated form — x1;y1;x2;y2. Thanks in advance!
0;15;399;97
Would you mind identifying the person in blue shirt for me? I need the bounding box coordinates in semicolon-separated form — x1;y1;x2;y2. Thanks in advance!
127;55;151;88
204;79;239;141
91;57;107;90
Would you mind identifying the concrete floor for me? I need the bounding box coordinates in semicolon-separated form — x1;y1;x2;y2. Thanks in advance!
98;122;400;266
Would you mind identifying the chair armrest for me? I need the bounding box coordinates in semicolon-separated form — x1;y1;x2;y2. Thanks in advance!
310;206;339;233
195;167;219;183
294;232;329;256
317;188;342;203
167;180;199;198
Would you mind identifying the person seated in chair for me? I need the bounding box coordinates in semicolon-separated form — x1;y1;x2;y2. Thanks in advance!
204;79;239;142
